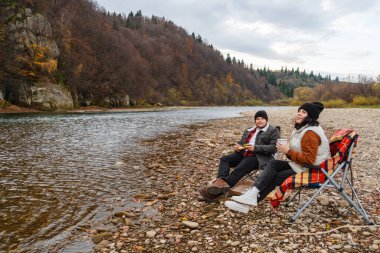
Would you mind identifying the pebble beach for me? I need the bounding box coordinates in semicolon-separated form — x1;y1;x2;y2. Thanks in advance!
90;108;380;253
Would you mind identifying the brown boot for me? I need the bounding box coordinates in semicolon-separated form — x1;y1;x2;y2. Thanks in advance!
198;187;219;202
207;178;230;195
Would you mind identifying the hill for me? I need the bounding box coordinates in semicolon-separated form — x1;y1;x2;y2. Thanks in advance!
1;0;379;110
0;0;282;110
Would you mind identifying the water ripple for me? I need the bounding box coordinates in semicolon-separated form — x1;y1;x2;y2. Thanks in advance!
0;107;286;252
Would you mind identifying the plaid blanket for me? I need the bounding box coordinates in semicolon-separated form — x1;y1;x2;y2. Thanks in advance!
269;129;358;207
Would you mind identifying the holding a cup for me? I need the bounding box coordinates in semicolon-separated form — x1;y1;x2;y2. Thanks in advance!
277;138;288;145
276;138;290;155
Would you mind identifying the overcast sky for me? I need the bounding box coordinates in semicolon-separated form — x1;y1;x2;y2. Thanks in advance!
96;0;380;81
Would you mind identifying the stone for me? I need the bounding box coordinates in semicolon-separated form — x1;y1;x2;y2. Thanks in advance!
182;221;199;229
114;211;136;218
134;194;152;199
317;196;329;206
31;82;74;111
92;232;112;244
231;241;240;246
331;234;343;239
331;244;342;249
187;240;198;246
240;228;250;235
146;231;156;238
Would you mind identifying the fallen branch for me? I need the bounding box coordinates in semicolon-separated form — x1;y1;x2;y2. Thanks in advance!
283;224;380;236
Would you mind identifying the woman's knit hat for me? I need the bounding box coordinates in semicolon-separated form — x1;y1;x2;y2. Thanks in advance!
298;102;324;120
254;110;268;121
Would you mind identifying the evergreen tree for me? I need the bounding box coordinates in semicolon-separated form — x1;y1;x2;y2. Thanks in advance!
196;34;202;43
226;53;232;65
295;67;300;77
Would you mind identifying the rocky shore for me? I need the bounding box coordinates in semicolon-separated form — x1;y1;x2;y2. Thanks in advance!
90;108;380;252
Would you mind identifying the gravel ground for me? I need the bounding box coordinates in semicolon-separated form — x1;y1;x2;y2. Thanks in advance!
91;108;380;253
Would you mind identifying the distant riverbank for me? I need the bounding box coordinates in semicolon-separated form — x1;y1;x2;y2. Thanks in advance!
2;103;379;115
0;104;193;114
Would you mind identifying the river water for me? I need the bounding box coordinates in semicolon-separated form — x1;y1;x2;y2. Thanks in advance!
0;106;285;252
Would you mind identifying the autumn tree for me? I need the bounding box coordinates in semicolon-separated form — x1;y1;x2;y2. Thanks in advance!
294;87;317;101
16;44;57;81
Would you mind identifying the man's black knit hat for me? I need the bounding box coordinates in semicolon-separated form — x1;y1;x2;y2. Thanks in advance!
254;110;268;121
298;102;324;120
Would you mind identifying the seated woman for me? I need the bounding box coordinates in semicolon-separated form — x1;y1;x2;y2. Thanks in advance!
198;110;280;201
225;102;331;213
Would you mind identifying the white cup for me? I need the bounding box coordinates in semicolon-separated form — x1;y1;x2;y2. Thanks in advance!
277;138;288;145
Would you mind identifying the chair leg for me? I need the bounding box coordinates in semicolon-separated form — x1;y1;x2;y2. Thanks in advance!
323;170;373;225
342;178;373;224
289;181;328;223
284;186;303;208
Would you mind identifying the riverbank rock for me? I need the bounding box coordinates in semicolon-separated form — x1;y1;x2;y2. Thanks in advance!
5;8;74;111
8;9;59;58
30;81;74;111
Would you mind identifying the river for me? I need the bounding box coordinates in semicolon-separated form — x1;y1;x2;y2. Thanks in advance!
0;106;286;252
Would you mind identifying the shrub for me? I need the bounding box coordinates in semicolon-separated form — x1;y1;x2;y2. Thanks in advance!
323;99;346;108
352;96;379;106
179;100;189;106
243;98;264;106
289;99;303;106
270;98;293;106
0;100;8;108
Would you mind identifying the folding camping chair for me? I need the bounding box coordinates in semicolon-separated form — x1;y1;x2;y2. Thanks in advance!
270;129;373;224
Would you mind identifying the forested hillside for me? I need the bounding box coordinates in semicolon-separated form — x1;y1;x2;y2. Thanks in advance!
1;0;379;110
255;66;380;107
0;0;283;109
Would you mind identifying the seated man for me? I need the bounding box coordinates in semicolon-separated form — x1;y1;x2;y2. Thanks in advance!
199;110;280;201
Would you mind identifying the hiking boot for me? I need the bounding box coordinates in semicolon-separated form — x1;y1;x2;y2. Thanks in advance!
224;200;250;213
207;178;230;195
231;187;258;206
198;187;219;202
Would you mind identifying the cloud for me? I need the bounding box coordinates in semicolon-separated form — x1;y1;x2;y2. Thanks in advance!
96;0;380;77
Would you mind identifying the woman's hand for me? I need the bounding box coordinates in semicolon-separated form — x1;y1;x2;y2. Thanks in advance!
276;142;290;154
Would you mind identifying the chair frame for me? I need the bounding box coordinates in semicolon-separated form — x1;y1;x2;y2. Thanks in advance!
286;134;373;224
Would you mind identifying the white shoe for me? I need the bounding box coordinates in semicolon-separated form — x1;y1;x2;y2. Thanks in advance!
231;188;258;206
224;201;250;214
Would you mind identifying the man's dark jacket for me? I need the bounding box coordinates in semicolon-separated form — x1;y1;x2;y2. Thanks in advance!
238;125;280;169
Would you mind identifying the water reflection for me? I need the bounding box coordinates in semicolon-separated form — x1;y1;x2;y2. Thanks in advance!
0;107;284;252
